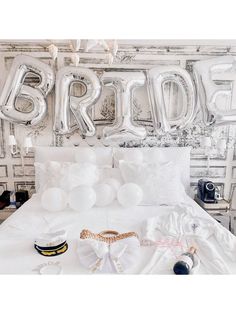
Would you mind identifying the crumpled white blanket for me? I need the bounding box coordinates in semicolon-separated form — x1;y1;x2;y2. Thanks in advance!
141;205;236;274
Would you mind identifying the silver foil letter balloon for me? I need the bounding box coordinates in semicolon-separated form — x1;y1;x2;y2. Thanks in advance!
54;67;101;136
0;54;54;126
193;56;236;126
101;71;147;141
147;66;196;134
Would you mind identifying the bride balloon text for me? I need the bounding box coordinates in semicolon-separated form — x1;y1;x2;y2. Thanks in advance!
0;54;236;140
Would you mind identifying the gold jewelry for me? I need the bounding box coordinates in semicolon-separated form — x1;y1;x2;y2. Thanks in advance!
80;229;139;244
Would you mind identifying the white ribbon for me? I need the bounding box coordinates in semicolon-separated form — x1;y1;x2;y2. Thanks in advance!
47;44;58;61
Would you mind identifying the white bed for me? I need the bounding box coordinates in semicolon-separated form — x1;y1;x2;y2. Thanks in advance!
0;146;236;274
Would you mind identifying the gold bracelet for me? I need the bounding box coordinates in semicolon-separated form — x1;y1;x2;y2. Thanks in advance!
80;229;139;244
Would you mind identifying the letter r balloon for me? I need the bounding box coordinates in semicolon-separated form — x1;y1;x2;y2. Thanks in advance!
54;66;101;136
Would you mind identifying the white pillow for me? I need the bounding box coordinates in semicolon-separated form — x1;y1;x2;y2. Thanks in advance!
119;160;187;206
34;161;72;193
34;161;99;193
113;147;191;193
34;147;113;192
98;167;123;183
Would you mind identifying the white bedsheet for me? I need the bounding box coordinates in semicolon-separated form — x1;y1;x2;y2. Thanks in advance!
0;194;236;274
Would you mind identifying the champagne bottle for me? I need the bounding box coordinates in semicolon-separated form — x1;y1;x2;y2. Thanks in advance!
173;246;196;275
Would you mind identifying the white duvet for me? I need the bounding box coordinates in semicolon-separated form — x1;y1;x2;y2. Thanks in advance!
0;194;236;274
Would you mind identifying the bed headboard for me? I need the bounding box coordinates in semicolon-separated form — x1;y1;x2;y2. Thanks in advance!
34;146;113;164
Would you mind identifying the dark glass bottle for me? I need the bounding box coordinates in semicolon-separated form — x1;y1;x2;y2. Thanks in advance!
173;246;196;275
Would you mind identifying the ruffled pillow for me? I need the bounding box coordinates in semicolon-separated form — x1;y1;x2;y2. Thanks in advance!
34;161;72;192
34;161;99;192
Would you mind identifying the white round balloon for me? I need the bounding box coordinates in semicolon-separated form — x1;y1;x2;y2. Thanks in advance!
69;163;98;186
68;186;96;211
75;148;96;164
103;178;121;193
124;149;143;163
117;183;143;208
94;183;115;207
41;187;67;211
